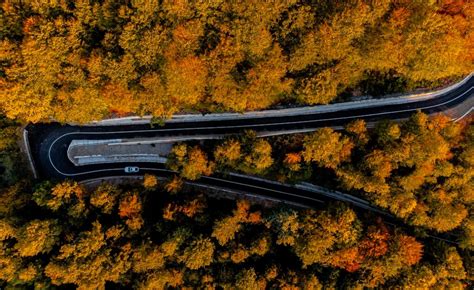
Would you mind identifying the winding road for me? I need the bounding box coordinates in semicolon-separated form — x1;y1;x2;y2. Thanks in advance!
24;74;473;228
27;73;473;178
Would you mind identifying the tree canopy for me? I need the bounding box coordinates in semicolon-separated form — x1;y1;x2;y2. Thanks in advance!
2;176;469;289
1;0;472;123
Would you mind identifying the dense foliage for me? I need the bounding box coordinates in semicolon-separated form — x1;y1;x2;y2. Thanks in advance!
1;0;472;123
0;114;472;289
1;176;471;289
168;113;474;246
0;0;472;288
0;116;24;188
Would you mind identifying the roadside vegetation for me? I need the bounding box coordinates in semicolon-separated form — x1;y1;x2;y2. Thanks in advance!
0;0;473;289
0;112;472;288
1;0;473;123
0;116;25;188
0;174;470;289
167;113;474;246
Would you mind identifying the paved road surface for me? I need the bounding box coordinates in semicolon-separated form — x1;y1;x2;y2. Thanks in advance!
23;75;472;239
27;73;473;179
23;76;473;243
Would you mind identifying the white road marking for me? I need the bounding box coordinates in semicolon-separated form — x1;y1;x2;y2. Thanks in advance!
92;74;473;125
47;86;473;177
454;106;473;122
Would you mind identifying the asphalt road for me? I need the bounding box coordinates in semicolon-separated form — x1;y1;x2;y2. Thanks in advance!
27;73;473;178
22;76;473;244
24;75;472;225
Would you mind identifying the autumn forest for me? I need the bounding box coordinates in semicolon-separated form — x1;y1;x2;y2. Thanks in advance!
1;0;473;122
0;0;473;289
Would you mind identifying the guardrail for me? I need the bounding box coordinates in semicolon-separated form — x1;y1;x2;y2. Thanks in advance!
87;73;473;126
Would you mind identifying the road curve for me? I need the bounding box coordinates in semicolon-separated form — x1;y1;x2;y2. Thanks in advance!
27;73;473;181
23;77;473;244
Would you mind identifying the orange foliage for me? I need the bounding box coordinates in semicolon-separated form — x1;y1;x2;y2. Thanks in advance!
180;198;206;218
0;0;472;124
163;204;178;221
389;8;411;29
165;176;183;193
163;197;206;220
118;192;144;229
22;17;38;34
101;83;137;117
397;235;423;266
284;152;301;164
284;152;302;171
247;212;262;224
330;247;361;272
118;193;142;219
439;0;467;15
359;223;389;259
143;174;158;189
235;200;251;220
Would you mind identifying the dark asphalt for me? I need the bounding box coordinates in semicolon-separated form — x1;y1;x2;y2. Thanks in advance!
24;76;471;227
27;74;473;179
23;77;473;244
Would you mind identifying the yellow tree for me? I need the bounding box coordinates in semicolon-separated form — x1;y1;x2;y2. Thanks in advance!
167;144;214;180
90;183;120;214
131;244;165;273
33;181;87;219
242;139;274;173
45;221;131;289
15;219;61;257
164;55;207;110
289;1;371;71
394;235;423;267
302;128;354;169
345;119;369;146
179;237;215;270
214;139;242;167
137;269;184;289
237;47;292;111
234;268;265;290
143;174;158;189
211;200;260;246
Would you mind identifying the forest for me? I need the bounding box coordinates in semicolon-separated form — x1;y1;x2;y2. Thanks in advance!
0;130;471;288
167;113;474;247
0;0;473;123
1;110;473;289
0;0;473;289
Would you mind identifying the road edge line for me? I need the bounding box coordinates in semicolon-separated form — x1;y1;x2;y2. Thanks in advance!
84;73;473;126
22;128;38;179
